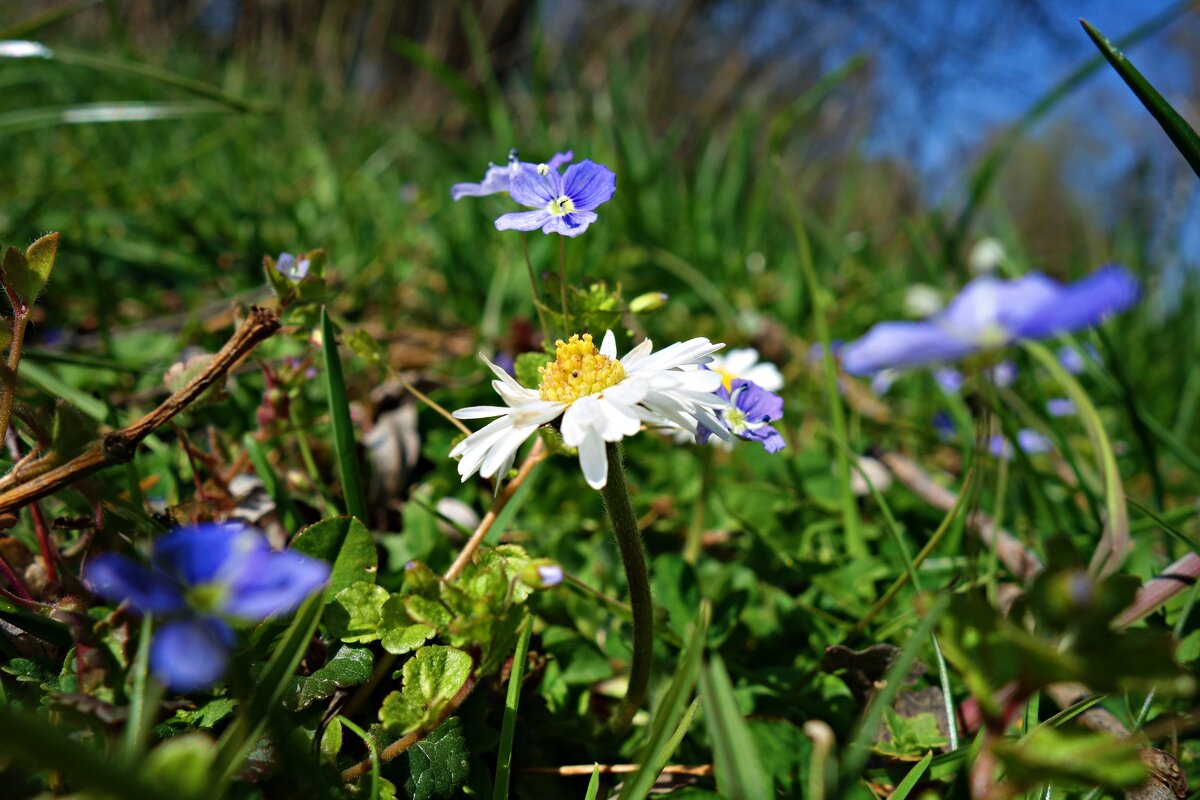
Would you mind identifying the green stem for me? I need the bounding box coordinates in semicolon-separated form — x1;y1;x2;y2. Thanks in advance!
599;442;653;732
522;234;550;343
0;305;29;446
558;235;570;334
683;446;713;563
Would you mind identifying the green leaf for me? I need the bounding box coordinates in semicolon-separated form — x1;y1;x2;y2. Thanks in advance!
173;697;237;729
141;732;217;797
0;599;72;648
403;717;471;800
379;645;472;736
1082;18;1200;180
701;654;773;800
290;644;374;711
292;516;379;597
381;621;436;656
493;614;533;800
874;708;948;759
992;726;1146;791
321;306;368;520
320;717;344;765
747;719;811;797
514;351;549;389
405;595;453;629
328;582;391;643
889;751;933;800
345;328;386;365
583;763;602;800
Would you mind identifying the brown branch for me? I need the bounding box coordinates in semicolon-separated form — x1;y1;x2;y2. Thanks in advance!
0;307;280;515
340;674;477;783
520;764;713;777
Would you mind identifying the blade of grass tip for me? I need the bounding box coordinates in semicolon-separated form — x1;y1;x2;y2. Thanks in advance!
1126;496;1200;553
120;614;164;761
1082;18;1200;179
339;717;380;800
840;594;950;785
620;601;711;800
583;763;602;800
0;41;263;112
889;750;933;800
701;654;773;800
946;0;1188;252
320;307;368;521
494;614;534;800
1142;411;1200;481
827;433;959;751
213;591;325;789
1023;342;1129;578
0;0;101;40
243;433;303;534
792;220;863;557
0;597;73;648
0;102;240;134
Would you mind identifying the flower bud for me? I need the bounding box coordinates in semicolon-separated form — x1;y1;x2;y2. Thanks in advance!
629;292;668;313
518;559;564;590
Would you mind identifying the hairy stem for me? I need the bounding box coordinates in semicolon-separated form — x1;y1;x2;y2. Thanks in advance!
600;442;653;731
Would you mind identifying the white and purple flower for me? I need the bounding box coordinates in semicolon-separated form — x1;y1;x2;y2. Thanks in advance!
495;160;617;238
451;149;574;201
697;379;786;454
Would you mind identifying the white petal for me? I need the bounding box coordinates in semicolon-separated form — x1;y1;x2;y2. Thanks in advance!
480;353;534;394
630;337;723;373
600;330;618;358
719;348;759;375
619;338;654;369
577;431;609;489
602;378;648;405
453;405;513;420
480;425;536;478
559;397;599;447
595;398;642;440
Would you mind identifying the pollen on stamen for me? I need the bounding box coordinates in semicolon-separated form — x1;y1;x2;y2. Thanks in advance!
538;333;626;403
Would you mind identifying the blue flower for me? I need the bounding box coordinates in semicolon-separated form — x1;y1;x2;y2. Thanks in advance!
451;149;574;201
275;252;309;281
988;360;1017;388
988;429;1053;460
933;367;964;394
697;378;786;453
841;267;1139;374
84;523;329;692
1047;397;1076;417
495;160;616;237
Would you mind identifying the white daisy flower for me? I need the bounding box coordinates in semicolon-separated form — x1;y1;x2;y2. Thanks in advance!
705;348;783;393
450;331;730;489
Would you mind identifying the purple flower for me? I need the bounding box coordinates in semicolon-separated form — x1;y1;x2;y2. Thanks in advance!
84;523;329;691
870;369;899;396
988;360;1016;388
933;411;957;442
1057;344;1100;375
1047;397;1076;417
933;367;964;394
841;267;1139;374
989;429;1053;460
495;160;616;237
275;252;309;281
451;149;574;201
697;379;785;453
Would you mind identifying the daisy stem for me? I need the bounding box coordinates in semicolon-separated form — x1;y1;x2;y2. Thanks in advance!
558;235;570;334
522;234;550;343
600;442;653;732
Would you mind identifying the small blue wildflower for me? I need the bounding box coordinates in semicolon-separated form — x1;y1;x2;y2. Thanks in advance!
989;429;1053;460
275;252;310;281
451;149;574;201
1057;344;1101;375
1047;397;1076;417
495;160;616;237
697;379;785;453
933;367;964;394
84;523;329;692
933;411;957;442
870;368;899;396
988;360;1016;388
537;564;564;587
841;267;1139;374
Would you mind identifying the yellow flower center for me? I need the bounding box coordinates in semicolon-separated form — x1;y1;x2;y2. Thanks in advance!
547;195;576;216
538;333;626;403
713;366;735;392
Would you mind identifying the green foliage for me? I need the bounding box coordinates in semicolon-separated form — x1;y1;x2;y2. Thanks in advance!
514;351;549;388
992;726;1147;792
328;582;392;643
1;231;58;307
403;717;471;800
379;646;472;736
292;516;379;597
874;708;947;759
288;644;374;711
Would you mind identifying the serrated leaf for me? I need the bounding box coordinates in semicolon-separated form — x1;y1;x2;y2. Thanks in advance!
405;595;452;629
403;717;470;800
514;351;548;389
3;232;59;305
327;582;391;643
292;516;378;598
291;645;374;710
175;697;237;729
382;622;436;656
874;708;948;759
379;646;472;736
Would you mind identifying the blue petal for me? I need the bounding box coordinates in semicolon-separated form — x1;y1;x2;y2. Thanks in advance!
508;165;560;208
542;210;598;237
495;209;553;232
746;423;786;453
450;164;511;201
841;320;977;374
151;617;235;692
1014;265;1139;339
730;379;783;422
547;150;574;170
84;554;187;614
153;523;266;588
939;274;1059;338
561;161;616;212
221;549;329;620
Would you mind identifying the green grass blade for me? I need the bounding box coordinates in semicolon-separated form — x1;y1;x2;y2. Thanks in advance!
1024;341;1130;577
1082;18;1200;179
243;433;303;534
889;750;933;800
701;654;773;800
321;306;368;521
494;613;534;800
0;597;72;647
583;763;602;800
0;101;239;134
389;36;488;120
840;594;949;785
213;591;326;788
120;613;163;760
0;1;101;40
339;717;380;800
619;601;711;800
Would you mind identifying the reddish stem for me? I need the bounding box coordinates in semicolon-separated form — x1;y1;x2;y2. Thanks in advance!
28;502;57;585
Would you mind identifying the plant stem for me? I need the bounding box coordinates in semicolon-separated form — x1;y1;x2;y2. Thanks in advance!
683;446;713;564
558;235;570;334
522;234;550;343
600;442;653;731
